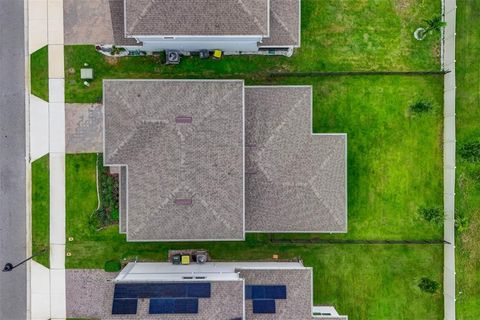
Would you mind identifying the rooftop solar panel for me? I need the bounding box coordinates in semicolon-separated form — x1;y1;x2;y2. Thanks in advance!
149;298;199;314
112;299;138;315
252;299;276;314
265;285;287;299
186;283;211;298
245;285;287;300
114;282;211;299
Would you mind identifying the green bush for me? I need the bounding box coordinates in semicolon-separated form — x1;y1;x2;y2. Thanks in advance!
410;100;432;114
459;141;480;162
418;277;439;294
418;207;444;224
89;154;119;230
104;260;121;272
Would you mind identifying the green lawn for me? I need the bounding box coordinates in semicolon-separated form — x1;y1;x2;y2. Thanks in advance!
455;1;480;318
64;0;440;103
64;156;443;319
31;155;49;267
30;46;48;101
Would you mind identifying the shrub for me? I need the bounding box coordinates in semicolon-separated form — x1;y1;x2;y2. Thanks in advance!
410;100;432;114
418;207;444;224
104;260;121;272
459;141;480;162
89;154;119;230
418;277;439;293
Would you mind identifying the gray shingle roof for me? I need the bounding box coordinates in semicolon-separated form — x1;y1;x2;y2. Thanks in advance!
245;87;347;232
104;80;245;241
261;0;300;47
66;269;244;319
125;0;269;36
238;268;314;320
109;0;141;46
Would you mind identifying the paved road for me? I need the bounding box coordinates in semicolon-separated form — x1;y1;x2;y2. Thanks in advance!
0;0;27;319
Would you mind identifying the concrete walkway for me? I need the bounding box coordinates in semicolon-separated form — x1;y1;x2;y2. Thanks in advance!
28;0;66;319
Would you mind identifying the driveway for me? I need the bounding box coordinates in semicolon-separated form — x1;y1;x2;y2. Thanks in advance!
64;0;114;44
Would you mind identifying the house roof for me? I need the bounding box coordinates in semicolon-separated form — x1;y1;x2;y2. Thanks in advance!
124;0;269;37
103;80;245;241
237;268;314;320
261;0;300;47
244;87;347;232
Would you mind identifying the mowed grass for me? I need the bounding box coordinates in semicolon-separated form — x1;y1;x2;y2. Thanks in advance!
273;75;444;240
455;1;480;318
30;45;48;101
64;0;440;103
64;156;443;319
31;155;49;267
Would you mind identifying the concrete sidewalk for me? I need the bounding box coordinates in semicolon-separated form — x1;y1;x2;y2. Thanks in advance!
29;0;66;318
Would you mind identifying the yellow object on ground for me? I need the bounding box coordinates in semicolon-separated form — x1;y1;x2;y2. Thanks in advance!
213;50;223;59
181;255;190;265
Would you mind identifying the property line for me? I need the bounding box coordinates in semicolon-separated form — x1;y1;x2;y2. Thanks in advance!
269;70;447;77
269;237;447;245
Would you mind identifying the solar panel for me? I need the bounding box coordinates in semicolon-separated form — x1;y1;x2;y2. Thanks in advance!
252;299;276;314
149;298;199;314
245;285;252;299
114;283;211;299
112;299;138;315
245;285;287;300
265;285;287;299
186;283;211;298
251;286;266;299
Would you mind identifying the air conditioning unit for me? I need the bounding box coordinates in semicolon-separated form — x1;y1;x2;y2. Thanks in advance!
195;251;207;264
165;50;180;64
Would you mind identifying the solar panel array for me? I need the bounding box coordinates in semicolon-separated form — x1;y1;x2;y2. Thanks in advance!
149;298;198;314
245;285;287;314
112;282;211;315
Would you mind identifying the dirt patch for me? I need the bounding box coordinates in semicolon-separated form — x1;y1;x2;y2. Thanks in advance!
394;0;412;16
104;56;119;66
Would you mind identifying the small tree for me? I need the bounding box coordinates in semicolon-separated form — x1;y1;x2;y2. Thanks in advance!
424;16;447;34
418;277;439;294
415;16;446;40
418;207;444;224
410;100;432;114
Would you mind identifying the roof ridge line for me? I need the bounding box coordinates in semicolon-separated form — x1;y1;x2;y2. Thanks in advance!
270;7;296;43
236;0;268;35
128;0;157;34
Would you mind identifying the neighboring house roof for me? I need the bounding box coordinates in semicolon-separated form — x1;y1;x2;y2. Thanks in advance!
237;268;313;320
261;0;301;47
109;0;140;46
124;0;269;36
103;80;245;241
244;87;347;232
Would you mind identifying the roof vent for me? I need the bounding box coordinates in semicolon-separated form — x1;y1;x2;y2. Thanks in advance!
175;198;192;206
175;116;192;124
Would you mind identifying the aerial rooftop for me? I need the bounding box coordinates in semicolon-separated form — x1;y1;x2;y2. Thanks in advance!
104;80;245;241
103;80;347;241
125;0;269;36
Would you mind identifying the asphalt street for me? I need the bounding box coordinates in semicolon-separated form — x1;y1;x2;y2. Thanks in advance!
0;0;27;318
